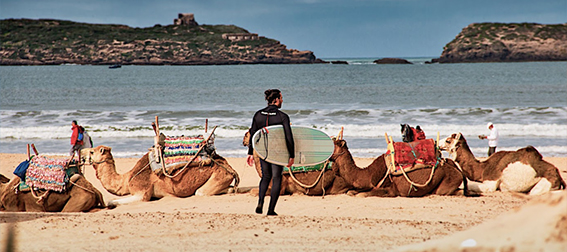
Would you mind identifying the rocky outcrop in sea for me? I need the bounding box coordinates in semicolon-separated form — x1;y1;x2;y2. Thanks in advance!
437;23;567;63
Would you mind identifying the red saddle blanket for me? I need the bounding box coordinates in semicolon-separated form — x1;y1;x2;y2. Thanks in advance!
387;139;437;170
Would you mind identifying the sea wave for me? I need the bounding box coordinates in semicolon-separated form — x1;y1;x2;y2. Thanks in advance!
2;106;565;126
1;122;566;140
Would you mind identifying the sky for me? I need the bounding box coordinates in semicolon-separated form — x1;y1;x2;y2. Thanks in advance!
1;0;566;58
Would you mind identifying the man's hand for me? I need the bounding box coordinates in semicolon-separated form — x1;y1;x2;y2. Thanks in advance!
246;155;255;167
287;158;294;168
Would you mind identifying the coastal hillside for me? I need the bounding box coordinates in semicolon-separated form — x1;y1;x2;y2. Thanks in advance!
438;23;567;63
0;17;322;65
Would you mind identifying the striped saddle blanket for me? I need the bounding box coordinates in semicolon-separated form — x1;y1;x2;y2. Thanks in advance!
385;139;438;172
162;135;205;166
25;156;69;192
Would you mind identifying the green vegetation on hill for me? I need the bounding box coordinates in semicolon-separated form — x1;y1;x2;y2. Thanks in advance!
1;18;315;65
439;22;567;63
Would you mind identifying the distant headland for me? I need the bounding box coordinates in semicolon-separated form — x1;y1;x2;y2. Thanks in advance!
433;22;567;63
1;16;566;65
0;13;324;65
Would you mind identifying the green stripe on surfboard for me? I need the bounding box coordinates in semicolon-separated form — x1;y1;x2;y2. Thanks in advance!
252;125;334;167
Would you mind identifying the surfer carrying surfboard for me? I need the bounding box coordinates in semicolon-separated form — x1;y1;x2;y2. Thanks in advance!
247;89;294;216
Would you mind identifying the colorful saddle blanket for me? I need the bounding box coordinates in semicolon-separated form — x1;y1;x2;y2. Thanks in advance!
386;139;438;171
163;136;205;166
25;156;69;192
283;161;332;174
19;165;80;192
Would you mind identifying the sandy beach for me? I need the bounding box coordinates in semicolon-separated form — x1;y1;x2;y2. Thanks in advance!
1;153;566;251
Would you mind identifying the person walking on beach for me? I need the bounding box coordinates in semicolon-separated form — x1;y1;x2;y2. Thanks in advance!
479;122;499;156
247;89;294;216
80;125;93;149
69;120;84;163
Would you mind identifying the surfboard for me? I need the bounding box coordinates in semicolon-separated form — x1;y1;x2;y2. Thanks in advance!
252;125;334;167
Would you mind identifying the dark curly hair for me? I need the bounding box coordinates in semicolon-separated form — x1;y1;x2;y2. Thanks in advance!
264;89;281;104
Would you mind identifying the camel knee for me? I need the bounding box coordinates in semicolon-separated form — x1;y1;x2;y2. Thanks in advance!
529;178;552;196
195;188;207;196
468;180;498;193
107;194;144;207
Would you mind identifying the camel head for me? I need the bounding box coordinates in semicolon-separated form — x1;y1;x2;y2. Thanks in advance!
82;145;114;166
330;138;349;161
0;174;9;184
438;133;466;158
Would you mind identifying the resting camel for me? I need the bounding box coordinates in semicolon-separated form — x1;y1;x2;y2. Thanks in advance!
330;138;468;197
82;145;240;207
0;172;105;212
242;131;350;196
439;133;566;195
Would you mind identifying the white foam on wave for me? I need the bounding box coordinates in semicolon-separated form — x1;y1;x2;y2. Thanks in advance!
2;122;566;140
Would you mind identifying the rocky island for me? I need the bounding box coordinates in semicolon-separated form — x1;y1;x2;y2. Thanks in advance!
437;22;567;63
0;13;324;65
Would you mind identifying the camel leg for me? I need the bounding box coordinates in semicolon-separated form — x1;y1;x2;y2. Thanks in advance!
432;168;465;196
195;172;233;196
107;194;144;208
539;161;567;190
529;178;552;195
107;184;152;207
468;180;499;194
61;195;95;212
355;187;398;197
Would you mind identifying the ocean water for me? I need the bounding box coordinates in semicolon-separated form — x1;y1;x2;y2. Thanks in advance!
1;58;566;159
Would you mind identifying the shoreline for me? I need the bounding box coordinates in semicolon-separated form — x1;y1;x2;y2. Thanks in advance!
1;153;566;251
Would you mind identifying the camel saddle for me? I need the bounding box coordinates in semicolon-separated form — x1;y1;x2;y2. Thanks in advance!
149;135;214;174
21;156;81;192
283;161;332;174
385;139;439;175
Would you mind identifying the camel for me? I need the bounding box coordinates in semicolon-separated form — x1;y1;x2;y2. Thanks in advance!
82;145;240;207
439;133;566;195
0;172;105;212
329;138;468;197
242;131;350;196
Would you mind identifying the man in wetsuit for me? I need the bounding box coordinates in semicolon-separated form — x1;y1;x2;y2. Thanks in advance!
247;89;294;216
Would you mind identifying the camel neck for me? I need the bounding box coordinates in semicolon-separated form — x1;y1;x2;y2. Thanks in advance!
94;159;130;196
456;144;484;181
334;148;384;190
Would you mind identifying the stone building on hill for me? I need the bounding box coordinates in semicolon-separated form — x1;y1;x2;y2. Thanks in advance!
222;33;260;42
174;13;198;26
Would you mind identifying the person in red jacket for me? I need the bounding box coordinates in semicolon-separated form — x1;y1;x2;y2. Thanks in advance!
69;120;84;163
414;125;426;141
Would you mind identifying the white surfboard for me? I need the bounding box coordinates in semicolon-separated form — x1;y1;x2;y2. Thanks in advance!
252;125;334;167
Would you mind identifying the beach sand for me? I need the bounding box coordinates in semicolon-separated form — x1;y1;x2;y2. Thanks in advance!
1;153;566;251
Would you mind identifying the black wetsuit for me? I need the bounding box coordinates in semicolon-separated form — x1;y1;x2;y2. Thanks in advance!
248;104;294;215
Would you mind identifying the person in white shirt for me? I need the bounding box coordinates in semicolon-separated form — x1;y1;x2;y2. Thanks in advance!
480;122;499;156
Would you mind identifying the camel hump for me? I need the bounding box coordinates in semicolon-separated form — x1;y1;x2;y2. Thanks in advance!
518;146;543;160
